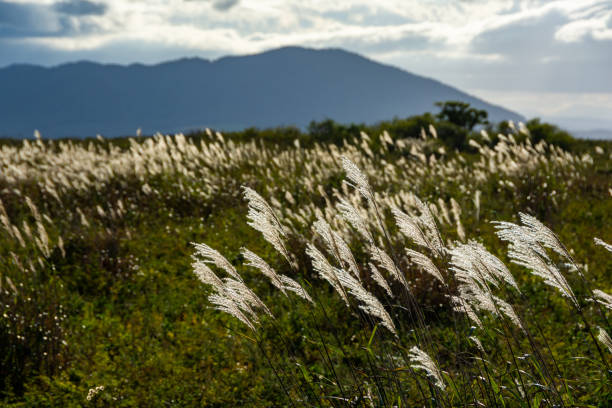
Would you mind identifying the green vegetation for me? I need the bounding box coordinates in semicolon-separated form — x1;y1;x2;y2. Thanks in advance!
0;105;611;406
435;100;489;130
198;107;585;152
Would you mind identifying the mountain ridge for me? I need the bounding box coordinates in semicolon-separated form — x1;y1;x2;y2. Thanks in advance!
0;46;524;138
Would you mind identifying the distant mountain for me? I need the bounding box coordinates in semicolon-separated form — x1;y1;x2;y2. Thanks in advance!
0;47;524;139
571;129;612;140
541;116;612;140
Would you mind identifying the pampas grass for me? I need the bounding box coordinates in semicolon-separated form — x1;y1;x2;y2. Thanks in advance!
189;146;611;406
1;122;609;405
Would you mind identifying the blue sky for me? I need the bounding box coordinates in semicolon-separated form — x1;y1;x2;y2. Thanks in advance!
1;0;611;129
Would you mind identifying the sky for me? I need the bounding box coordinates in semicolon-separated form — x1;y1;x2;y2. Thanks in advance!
1;0;612;130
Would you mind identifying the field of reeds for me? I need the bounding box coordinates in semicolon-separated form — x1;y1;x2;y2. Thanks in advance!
0;124;611;407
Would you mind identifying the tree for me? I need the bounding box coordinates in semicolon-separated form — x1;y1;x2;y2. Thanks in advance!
525;118;574;149
435;101;489;130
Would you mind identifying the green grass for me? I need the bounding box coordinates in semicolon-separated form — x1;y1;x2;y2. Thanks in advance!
0;128;611;407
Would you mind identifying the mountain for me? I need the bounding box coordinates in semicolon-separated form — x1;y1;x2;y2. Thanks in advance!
541;116;612;140
571;129;612;140
0;46;524;139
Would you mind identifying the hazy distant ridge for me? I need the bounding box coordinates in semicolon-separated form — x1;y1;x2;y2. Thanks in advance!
0;47;524;138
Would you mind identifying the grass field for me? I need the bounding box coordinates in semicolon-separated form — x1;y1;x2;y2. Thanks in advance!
1;125;611;407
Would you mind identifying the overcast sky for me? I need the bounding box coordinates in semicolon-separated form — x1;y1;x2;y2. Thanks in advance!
1;0;611;128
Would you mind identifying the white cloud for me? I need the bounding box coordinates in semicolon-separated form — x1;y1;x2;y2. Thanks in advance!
555;9;612;42
2;0;609;58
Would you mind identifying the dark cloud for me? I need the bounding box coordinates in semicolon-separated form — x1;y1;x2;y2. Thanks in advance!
0;2;31;28
466;10;612;92
0;0;105;38
212;0;239;11
471;11;566;57
184;0;239;11
54;0;107;16
0;1;59;37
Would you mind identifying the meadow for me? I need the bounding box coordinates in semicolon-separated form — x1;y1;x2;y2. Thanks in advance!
0;118;611;407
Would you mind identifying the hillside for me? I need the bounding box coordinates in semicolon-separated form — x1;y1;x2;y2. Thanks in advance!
0;47;524;138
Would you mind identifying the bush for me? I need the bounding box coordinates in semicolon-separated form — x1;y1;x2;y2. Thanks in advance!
526;118;575;149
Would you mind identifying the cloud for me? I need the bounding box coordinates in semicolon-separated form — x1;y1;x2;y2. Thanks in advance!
0;0;610;96
212;0;239;11
54;0;107;16
554;9;612;42
184;0;240;11
0;0;108;38
0;1;60;37
464;7;612;92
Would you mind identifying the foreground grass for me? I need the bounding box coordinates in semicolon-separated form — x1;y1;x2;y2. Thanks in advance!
0;129;611;406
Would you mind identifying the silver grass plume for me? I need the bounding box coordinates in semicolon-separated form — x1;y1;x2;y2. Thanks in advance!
208;293;257;331
242;248;313;304
192;258;224;289
341;156;374;204
471;242;520;292
428;124;438;139
369;262;393;297
313;217;361;280
451;241;520;293
337;197;374;244
499;232;578;307
77;207;90;227
459;277;497;310
241;248;284;294
413;196;445;255
242;186;295;268
518;212;571;260
438;198;451;224
592;289;612;310
278;275;314;304
492;294;525;333
405;248;445;285
437;198;451;225
597;327;612;353
469;336;485;353
474;190;481;223
0;199;12;237
494;218;578;306
454;267;524;332
192;260;258;330
192;242;241;281
594;237;612;253
480;129;491;142
391;207;433;253
335;268;397;336
408;346;446;391
451;295;482;328
192;243;273;330
370;246;409;290
224;279;273;318
450;198;466;242
218;283;261;323
306;243;349;305
450;243;497;290
493;221;543;255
